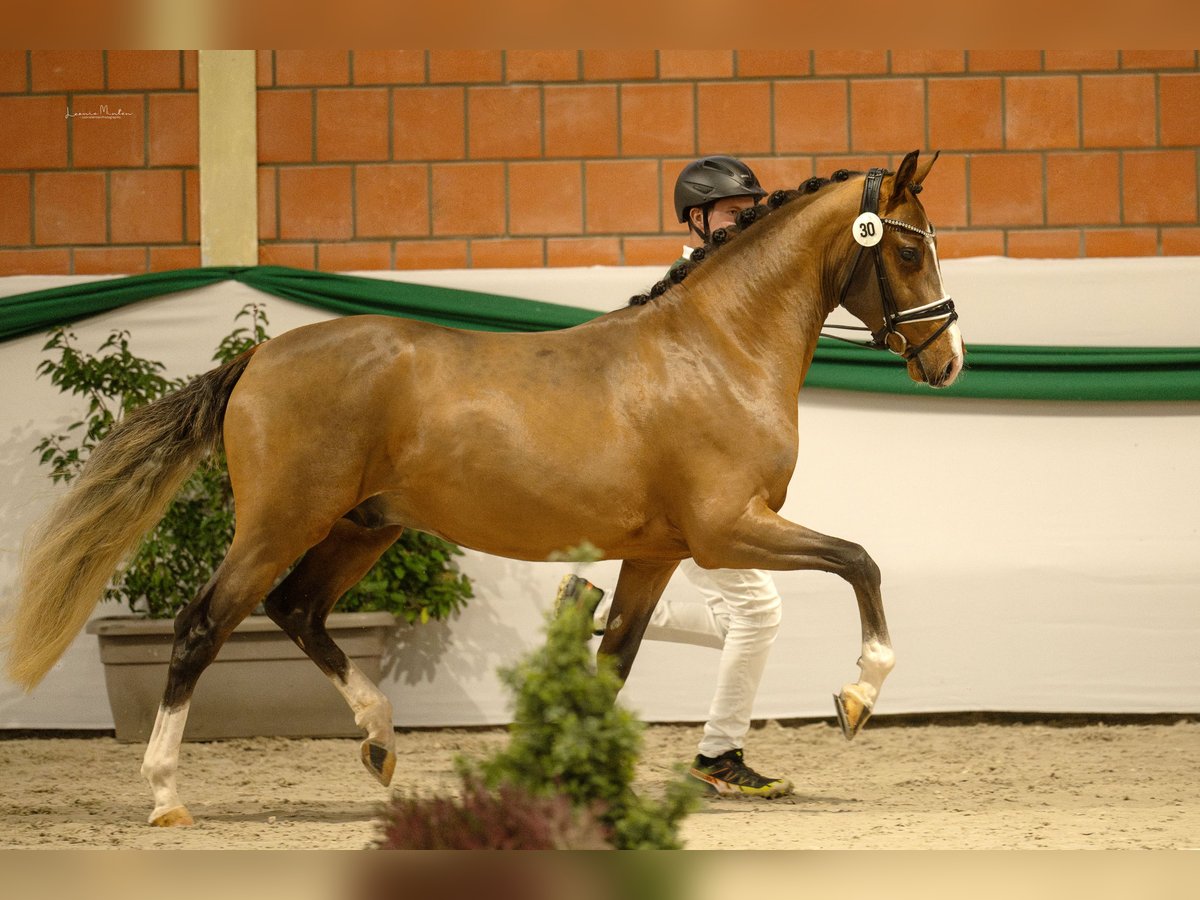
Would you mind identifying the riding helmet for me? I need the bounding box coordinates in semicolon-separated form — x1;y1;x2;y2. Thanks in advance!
673;156;767;223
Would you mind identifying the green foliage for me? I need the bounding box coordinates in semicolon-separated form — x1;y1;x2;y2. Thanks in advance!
464;595;699;850
34;304;472;622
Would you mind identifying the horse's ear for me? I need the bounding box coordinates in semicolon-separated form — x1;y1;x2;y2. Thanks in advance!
890;149;939;202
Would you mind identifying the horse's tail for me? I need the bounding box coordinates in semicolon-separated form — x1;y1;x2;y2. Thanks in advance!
3;348;259;690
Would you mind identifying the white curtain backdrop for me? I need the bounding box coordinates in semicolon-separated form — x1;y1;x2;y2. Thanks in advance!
1;257;1198;728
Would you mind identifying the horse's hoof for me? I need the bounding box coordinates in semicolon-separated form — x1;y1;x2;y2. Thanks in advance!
361;740;396;787
833;684;873;741
149;805;194;827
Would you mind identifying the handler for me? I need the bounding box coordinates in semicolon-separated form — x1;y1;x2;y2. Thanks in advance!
584;156;793;799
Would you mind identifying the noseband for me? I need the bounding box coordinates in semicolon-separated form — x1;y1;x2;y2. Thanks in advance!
827;168;958;364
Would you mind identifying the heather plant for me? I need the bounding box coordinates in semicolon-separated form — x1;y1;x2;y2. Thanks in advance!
34;304;472;622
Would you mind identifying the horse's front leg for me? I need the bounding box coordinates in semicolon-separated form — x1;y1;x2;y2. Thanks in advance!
690;498;894;740
596;559;680;682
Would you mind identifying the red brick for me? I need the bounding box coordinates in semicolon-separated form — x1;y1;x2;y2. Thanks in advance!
107;50;182;90
148;245;201;271
34;172;106;244
429;51;502;84
467;86;541;159
278;166;353;240
623;236;685;266
736;50;811;77
1046;152;1120;225
744;156;814;193
547;237;620;267
1162;228;1200;255
0;96;68;168
317;241;392;271
394;239;468;269
1084;228;1157;257
967;51;1042;72
544;85;617;158
775;81;848;154
659;51;733;80
0;51;28;92
257;90;313;163
0;248;70;274
256;50;273;87
394;87;465;160
585;160;659;234
936;229;1004;258
1081;75;1156;147
969;154;1044;226
1007;229;1082;258
509;161;582;235
74;246;148;274
0;174;31;244
1122;150;1197;224
813;51;888;75
697;82;771;155
183;51;198;89
917;152;968;228
1006;76;1078;149
430;162;505;236
258;168;277;240
149;92;198;166
1044;51;1118;71
30;51;103;91
259;243;316;268
111;169;184;243
70;93;144;167
928;77;1002;150
890;51;965;74
356;164;429;238
849;79;925;153
1160;74;1200;147
275;51;350;86
506;51;578;83
817;155;882;176
316;88;389;162
184;169;199;243
470;238;544;267
620;83;695;156
582;51;656;81
353;50;425;85
1121;50;1196;69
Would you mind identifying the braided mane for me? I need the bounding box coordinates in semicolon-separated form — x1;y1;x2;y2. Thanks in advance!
627;168;881;307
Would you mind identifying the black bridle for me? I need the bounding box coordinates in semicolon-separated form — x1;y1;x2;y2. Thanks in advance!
825;168;958;368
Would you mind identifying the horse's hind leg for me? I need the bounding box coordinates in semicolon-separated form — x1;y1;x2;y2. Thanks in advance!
141;527;309;826
263;517;403;787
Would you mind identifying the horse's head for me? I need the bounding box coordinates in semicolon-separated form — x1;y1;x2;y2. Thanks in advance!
839;150;964;388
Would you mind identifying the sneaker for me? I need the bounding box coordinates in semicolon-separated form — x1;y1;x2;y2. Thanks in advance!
553;575;607;636
688;749;794;798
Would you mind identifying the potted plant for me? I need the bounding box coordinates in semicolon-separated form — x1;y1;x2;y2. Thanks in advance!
34;305;472;741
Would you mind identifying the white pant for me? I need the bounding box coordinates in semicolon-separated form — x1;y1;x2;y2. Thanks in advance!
611;559;782;758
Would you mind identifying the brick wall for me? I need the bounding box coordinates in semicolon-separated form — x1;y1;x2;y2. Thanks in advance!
0;51;199;275
3;50;1199;275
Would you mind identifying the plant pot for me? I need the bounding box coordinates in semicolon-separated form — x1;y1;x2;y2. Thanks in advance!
85;612;397;742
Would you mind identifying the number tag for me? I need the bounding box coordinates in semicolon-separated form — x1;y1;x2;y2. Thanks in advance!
852;212;883;247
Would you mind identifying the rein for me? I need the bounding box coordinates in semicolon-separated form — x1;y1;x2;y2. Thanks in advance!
823;169;958;367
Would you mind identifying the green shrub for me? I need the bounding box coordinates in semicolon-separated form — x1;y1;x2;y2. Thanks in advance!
34;304;472;623
471;596;698;849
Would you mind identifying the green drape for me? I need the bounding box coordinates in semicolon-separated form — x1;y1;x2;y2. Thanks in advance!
2;265;1197;402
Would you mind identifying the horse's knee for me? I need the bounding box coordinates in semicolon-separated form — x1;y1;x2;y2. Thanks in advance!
840;542;880;587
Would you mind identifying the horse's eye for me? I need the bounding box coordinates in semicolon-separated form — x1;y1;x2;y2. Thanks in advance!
899;246;918;263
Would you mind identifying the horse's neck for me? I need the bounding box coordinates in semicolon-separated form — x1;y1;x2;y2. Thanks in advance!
666;193;854;390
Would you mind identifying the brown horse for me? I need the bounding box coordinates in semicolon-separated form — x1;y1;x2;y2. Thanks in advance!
4;150;962;827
